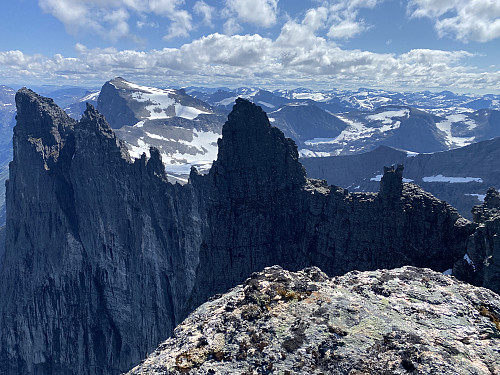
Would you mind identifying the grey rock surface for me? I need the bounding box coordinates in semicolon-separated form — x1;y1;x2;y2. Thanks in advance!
126;265;500;375
0;92;484;375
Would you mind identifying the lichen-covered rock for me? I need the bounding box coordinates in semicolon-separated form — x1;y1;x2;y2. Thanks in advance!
126;266;500;375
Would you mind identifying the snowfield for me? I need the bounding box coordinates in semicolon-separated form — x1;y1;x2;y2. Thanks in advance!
422;175;483;183
436;114;476;148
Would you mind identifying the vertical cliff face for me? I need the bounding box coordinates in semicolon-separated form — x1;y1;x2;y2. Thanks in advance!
96;78;140;129
0;93;478;375
454;187;500;294
0;89;203;375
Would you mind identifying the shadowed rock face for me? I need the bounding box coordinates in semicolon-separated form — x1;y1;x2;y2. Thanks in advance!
454;187;500;293
0;90;477;375
126;266;500;375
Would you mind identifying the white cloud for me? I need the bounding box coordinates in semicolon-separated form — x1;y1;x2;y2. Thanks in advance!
38;0;190;41
163;10;193;40
326;0;383;40
224;0;279;29
327;19;365;39
136;20;160;29
194;1;215;27
409;0;500;42
222;18;242;35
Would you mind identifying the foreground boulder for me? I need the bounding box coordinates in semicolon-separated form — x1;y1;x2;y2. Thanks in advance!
127;266;500;375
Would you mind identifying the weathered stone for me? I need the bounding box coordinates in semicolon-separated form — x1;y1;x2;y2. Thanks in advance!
126;266;500;375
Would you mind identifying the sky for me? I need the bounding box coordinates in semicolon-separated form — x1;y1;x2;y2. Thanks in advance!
1;0;500;93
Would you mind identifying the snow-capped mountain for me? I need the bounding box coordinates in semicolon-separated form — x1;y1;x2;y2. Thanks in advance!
97;78;226;181
190;85;500;115
273;87;500;115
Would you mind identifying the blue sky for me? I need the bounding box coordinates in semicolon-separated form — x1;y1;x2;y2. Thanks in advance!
1;0;500;93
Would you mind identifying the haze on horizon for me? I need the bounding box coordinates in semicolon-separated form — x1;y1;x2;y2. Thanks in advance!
1;0;500;94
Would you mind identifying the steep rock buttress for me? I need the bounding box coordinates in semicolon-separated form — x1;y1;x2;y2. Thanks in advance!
0;89;203;375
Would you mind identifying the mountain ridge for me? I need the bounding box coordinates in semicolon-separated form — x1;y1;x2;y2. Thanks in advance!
0;89;497;375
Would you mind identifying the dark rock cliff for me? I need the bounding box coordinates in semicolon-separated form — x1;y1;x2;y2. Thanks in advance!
0;92;481;375
97;78;141;128
0;89;203;375
454;187;500;293
302;136;500;220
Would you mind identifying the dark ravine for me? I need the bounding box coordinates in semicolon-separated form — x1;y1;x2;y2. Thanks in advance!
0;91;497;375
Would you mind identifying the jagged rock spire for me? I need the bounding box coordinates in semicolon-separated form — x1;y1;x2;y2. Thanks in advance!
14;88;76;169
380;164;404;199
210;98;306;190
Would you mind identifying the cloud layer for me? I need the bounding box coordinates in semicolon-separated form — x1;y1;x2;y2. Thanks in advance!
38;0;193;41
2;31;498;91
1;1;498;91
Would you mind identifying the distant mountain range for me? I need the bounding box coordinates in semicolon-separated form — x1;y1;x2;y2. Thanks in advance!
187;85;500;114
0;79;500;222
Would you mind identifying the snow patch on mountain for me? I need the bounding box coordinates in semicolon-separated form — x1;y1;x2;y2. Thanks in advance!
422;175;483;183
128;138;150;159
134;120;145;128
465;193;486;202
369;174;413;182
292;92;329;101
435;114;476;147
299;149;331;157
78;91;100;102
257;101;275;108
216;97;238;106
126;129;220;175
117;80;212;120
174;103;210;120
366;109;409;123
304;138;338;146
334;115;376;142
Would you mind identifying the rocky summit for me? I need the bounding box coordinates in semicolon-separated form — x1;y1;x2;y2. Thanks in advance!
126;266;500;375
0;90;498;375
